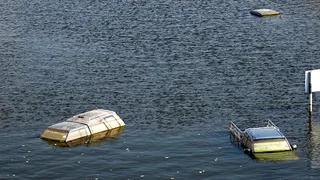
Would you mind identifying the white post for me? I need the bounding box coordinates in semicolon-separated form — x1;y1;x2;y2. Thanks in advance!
306;70;313;124
305;69;320;124
309;92;312;114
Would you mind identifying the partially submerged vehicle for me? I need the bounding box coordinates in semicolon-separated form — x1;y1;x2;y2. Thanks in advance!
44;126;125;148
41;109;125;143
229;120;297;156
250;9;281;17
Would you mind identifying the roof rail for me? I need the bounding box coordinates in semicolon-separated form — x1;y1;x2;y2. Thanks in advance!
267;119;279;129
229;121;243;140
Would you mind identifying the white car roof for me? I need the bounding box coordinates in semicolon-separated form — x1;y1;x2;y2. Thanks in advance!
66;109;117;125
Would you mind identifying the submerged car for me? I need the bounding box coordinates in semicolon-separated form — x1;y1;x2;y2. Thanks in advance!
44;126;125;147
229;120;297;155
250;9;281;17
41;109;125;143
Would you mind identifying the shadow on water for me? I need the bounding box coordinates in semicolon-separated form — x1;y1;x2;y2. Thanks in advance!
41;127;125;148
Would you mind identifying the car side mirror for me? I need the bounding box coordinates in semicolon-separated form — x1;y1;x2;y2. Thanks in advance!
291;144;297;149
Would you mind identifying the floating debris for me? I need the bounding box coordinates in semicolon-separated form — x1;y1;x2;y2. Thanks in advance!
199;170;205;174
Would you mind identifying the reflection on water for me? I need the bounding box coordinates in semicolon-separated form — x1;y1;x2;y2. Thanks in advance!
309;122;320;168
253;151;299;162
230;133;241;147
42;127;125;148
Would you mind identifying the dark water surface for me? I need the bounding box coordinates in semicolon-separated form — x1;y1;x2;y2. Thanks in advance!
1;0;320;179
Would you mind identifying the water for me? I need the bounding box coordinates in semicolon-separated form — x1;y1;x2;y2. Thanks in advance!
1;0;320;179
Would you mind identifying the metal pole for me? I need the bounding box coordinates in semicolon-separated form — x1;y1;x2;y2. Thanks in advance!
309;79;312;113
309;82;312;126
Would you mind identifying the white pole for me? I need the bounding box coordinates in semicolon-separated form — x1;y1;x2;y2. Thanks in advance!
309;92;312;113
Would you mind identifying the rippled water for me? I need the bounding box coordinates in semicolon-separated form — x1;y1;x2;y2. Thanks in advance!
1;0;320;179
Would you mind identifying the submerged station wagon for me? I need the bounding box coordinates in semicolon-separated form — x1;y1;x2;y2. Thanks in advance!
41;109;125;143
229;120;297;154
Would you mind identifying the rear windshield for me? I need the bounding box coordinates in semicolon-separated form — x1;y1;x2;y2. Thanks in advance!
253;138;291;153
41;128;68;142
